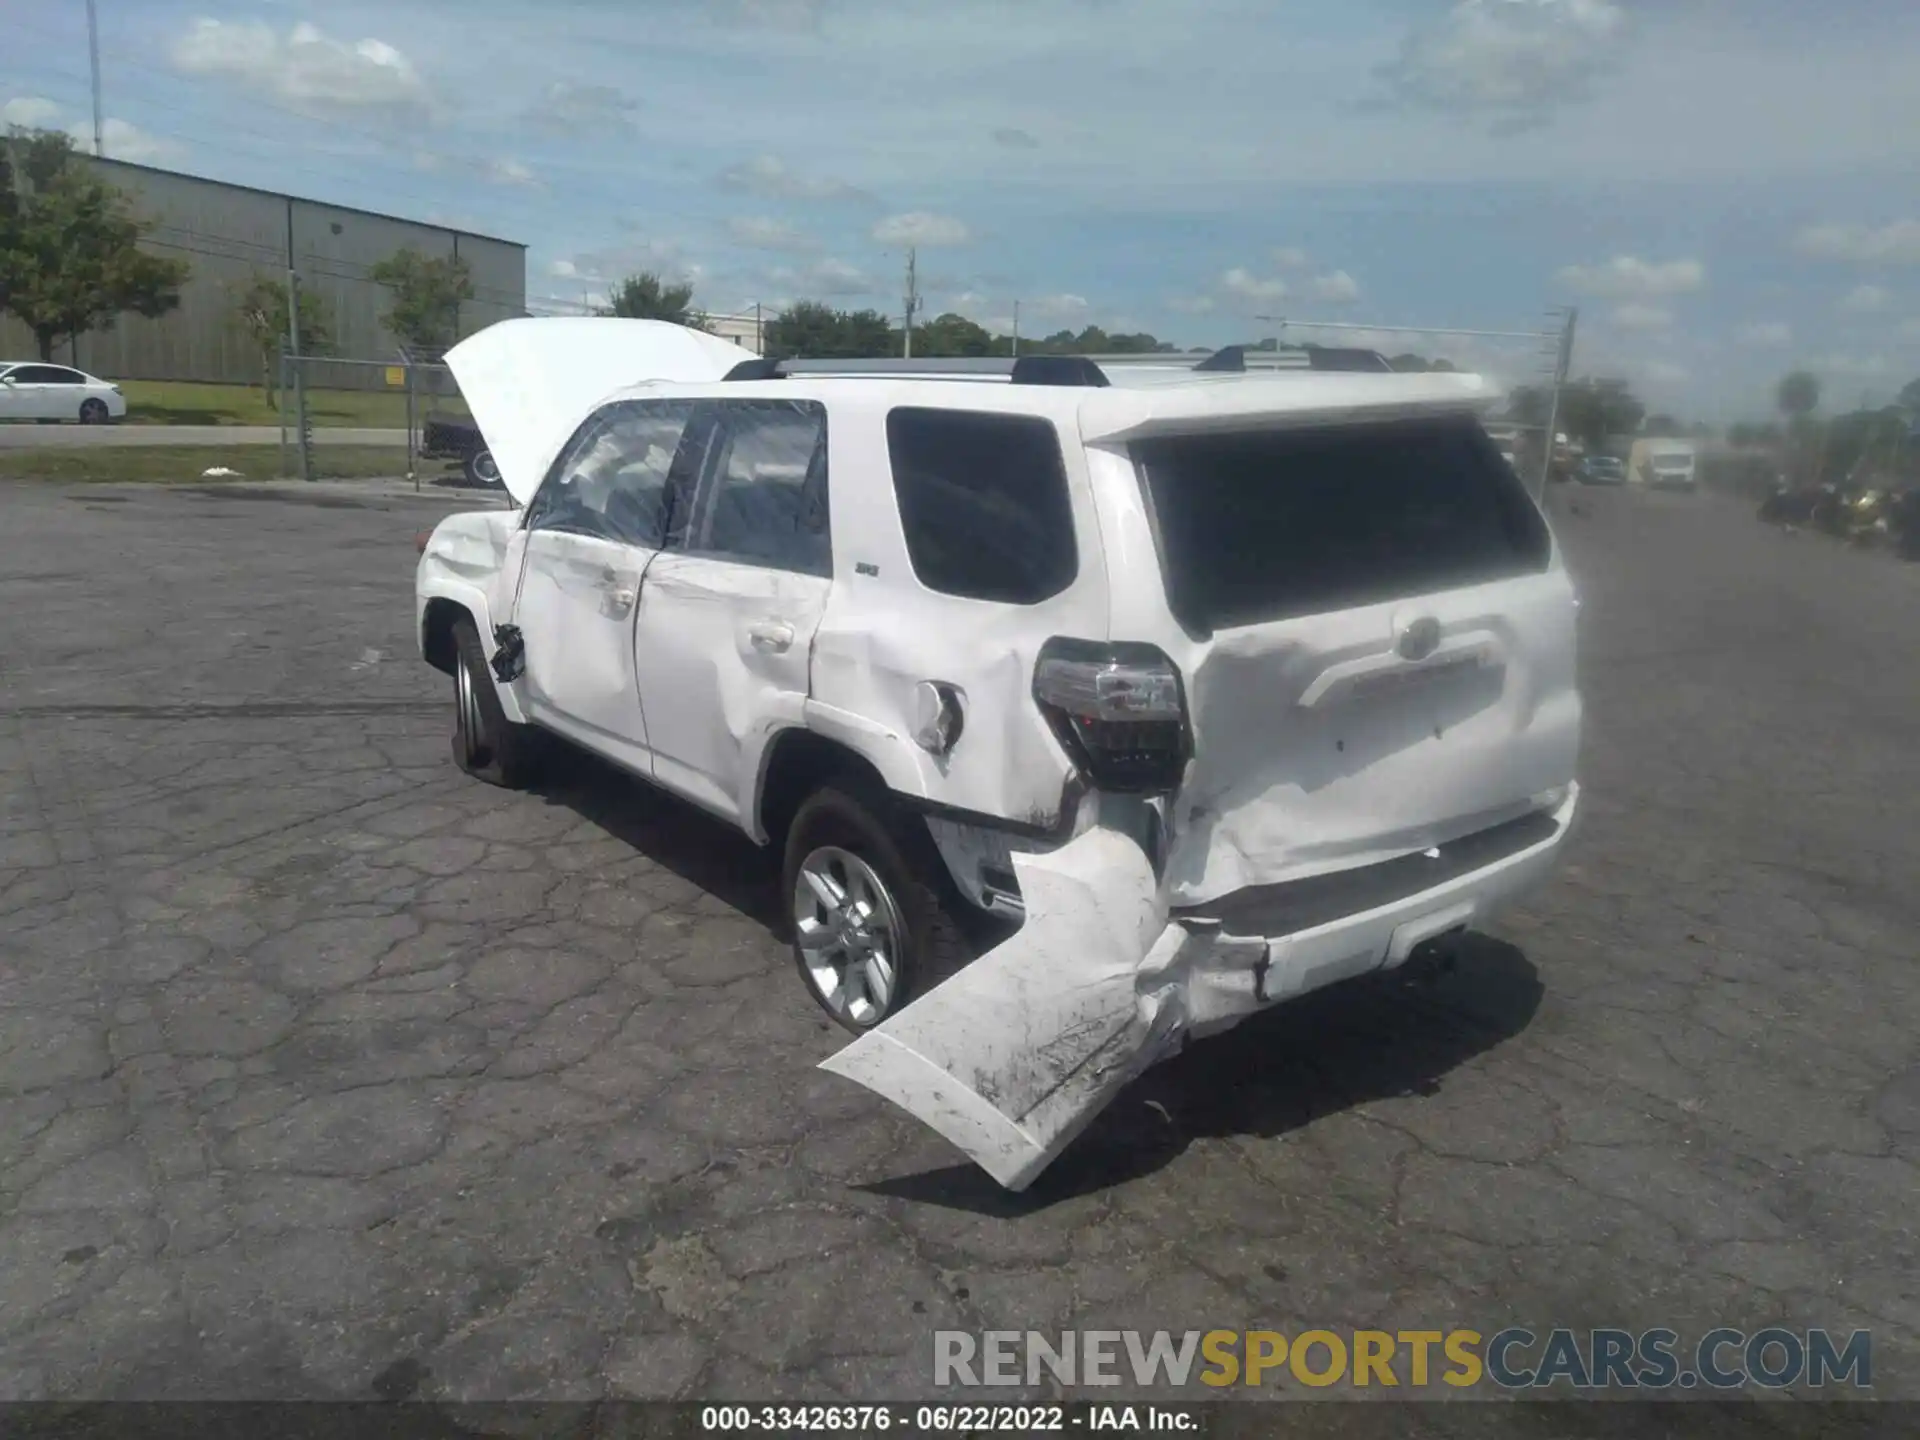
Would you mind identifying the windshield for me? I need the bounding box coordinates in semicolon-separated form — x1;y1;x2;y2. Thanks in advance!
1132;415;1552;633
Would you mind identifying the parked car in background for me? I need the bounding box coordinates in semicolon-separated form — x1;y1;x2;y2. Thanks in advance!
0;363;126;423
1579;455;1626;485
420;413;500;487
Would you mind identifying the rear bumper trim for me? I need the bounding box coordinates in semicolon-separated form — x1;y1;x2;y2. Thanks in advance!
1172;808;1562;939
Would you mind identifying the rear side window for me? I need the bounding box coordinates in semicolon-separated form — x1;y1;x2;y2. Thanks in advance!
886;408;1077;604
1133;416;1552;633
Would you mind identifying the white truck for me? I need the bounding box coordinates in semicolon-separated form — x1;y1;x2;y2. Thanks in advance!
1631;437;1698;489
414;318;1583;1189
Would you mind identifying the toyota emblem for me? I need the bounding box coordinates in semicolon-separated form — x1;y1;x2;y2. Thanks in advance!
1397;616;1442;661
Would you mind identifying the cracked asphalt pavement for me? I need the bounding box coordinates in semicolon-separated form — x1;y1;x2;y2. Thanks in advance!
2;477;1916;1405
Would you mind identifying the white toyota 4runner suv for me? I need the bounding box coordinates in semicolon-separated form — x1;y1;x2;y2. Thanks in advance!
416;319;1581;1061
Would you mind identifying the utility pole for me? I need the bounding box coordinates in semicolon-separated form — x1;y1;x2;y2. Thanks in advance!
86;0;104;157
1536;307;1578;502
1012;300;1020;357
287;268;311;482
902;247;919;358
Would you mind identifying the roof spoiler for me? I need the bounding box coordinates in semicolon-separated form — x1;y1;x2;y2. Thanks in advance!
721;344;1395;388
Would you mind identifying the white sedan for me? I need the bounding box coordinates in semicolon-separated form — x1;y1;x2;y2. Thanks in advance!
0;362;127;423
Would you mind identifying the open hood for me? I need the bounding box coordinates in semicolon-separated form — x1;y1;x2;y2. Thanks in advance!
443;317;759;505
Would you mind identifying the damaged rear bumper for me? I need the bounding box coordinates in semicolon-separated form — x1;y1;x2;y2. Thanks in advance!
821;785;1578;1191
1168;790;1577;1040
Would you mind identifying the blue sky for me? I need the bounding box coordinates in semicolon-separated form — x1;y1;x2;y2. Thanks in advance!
6;0;1920;420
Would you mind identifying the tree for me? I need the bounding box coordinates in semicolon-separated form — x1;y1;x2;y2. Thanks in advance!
1776;371;1820;422
369;247;474;351
233;272;332;402
1506;385;1552;427
763;302;893;358
0;126;189;361
1642;413;1686;437
1555;378;1646;450
598;270;705;328
910;311;997;357
1897;377;1920;413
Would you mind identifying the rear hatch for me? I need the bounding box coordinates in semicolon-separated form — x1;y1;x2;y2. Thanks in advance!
1117;410;1581;907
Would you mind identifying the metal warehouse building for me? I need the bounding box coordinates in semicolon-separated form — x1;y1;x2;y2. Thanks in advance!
0;157;526;386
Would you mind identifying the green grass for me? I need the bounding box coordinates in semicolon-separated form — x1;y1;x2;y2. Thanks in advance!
0;445;419;484
117;379;468;429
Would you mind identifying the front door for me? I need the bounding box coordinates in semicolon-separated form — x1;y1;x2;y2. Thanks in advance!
508;397;701;776
3;365;72;420
632;398;833;828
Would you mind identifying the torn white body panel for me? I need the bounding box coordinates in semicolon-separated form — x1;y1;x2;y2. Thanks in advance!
821;784;1578;1191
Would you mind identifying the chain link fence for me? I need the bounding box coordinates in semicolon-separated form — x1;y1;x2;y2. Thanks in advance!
277;352;493;490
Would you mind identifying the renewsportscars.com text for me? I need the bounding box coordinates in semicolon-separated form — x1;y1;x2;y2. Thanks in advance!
934;1328;1872;1391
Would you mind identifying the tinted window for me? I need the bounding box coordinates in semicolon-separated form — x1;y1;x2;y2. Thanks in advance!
686;400;830;576
1133;416;1552;633
11;366;80;384
526;399;697;547
886;408;1077;604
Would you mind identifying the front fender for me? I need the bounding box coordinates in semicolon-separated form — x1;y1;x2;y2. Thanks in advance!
415;510;529;726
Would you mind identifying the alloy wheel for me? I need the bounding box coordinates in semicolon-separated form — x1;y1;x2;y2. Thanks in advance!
793;846;905;1027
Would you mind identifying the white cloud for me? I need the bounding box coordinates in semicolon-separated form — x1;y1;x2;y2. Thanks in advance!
1377;0;1630;131
992;127;1040;149
485;157;537;187
1310;270;1362;304
1;97;181;164
524;82;639;139
1028;293;1091;320
171;19;433;123
1;95;64;127
1644;359;1690;385
1557;255;1705;299
1902;318;1920;341
557;237;700;286
727;216;819;252
1611;303;1673;331
1222;267;1288;302
1808;353;1891;378
769;257;874;297
872;211;972;247
718;154;864;203
1271;247;1311;269
97;118;183;165
1793;220;1920;266
712;0;827;31
1168;294;1217;315
1736;321;1792;347
1838;284;1892;315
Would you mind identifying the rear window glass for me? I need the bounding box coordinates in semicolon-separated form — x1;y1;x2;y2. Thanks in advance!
886;408;1077;604
1133;416;1551;633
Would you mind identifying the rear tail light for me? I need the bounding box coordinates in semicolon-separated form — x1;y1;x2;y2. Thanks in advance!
1033;638;1189;794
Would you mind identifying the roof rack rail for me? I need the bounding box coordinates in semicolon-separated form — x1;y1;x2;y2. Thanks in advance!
721;344;1395;387
720;355;1110;386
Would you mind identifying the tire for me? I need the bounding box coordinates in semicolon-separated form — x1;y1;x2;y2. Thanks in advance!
449;616;538;788
79;398;109;424
782;778;969;1033
463;448;501;487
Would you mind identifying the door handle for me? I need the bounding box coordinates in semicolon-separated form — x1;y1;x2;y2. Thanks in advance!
747;621;794;652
